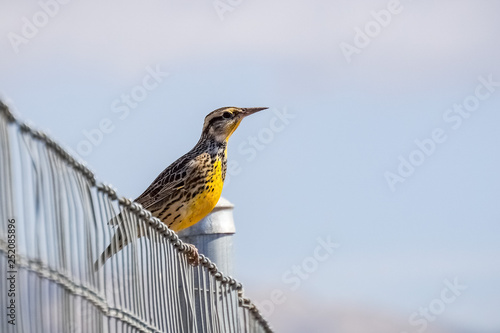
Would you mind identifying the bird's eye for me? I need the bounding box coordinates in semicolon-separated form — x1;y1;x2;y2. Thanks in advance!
222;112;232;119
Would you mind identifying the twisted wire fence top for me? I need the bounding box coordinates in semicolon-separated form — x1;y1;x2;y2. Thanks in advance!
0;101;273;333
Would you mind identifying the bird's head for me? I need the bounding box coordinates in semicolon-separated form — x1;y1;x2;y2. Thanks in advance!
201;107;267;142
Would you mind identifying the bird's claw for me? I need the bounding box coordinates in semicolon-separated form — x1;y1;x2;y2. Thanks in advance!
186;243;200;266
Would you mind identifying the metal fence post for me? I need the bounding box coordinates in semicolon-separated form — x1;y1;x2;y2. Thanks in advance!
178;197;235;275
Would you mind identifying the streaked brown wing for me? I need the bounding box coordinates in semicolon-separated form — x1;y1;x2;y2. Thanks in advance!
135;181;184;210
106;177;185;227
135;153;208;211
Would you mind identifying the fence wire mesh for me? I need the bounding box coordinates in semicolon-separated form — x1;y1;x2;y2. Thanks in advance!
0;102;272;333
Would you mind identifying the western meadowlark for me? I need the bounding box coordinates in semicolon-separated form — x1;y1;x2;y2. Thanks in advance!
94;106;267;270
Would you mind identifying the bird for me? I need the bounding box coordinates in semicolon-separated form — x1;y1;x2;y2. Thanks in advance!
94;106;267;270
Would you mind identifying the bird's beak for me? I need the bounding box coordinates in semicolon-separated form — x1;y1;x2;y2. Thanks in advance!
241;107;268;117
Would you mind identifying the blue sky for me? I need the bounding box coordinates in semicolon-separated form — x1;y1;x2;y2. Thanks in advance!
1;1;500;331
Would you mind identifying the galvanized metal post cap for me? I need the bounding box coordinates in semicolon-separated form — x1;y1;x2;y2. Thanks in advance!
177;197;236;236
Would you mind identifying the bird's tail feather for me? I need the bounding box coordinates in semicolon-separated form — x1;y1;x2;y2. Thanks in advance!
108;210;125;226
93;225;131;271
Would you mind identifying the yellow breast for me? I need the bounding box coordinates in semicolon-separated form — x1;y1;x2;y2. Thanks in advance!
172;158;224;231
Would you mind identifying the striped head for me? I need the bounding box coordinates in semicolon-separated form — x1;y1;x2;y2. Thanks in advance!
201;107;267;142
